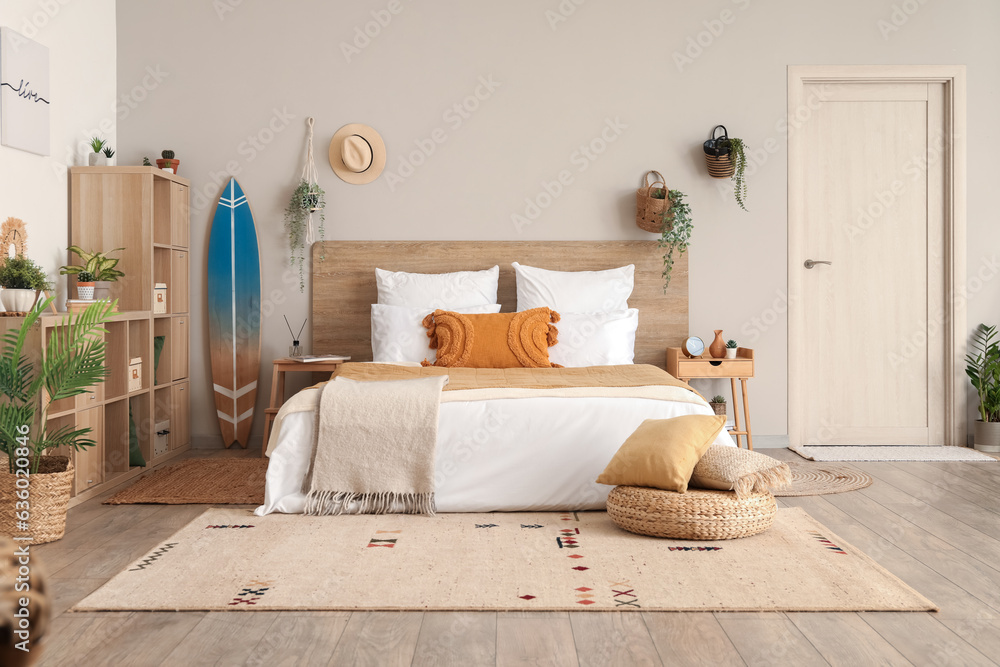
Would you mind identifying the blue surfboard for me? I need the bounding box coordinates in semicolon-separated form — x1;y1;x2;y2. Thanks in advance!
207;178;261;448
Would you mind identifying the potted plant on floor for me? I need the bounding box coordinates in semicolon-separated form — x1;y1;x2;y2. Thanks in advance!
0;256;50;313
709;395;727;416
702;125;749;211
59;245;125;302
284;180;327;292
0;298;115;544
156;150;179;174
88;136;106;166
966;323;1000;452
658;189;693;290
726;339;738;359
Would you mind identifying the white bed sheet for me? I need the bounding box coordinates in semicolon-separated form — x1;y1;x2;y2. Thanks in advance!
256;395;736;515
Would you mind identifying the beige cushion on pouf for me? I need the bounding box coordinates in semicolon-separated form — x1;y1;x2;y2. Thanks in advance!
606;485;777;540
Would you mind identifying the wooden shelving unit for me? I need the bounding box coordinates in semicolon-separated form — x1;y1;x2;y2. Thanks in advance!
43;166;192;505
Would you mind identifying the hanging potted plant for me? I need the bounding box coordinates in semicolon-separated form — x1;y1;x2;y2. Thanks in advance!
59;245;125;302
284;118;326;292
966;323;1000;452
0;256;50;313
703;125;749;211
156;150;180;174
0;298;115;544
88;136;106;167
658;189;693;291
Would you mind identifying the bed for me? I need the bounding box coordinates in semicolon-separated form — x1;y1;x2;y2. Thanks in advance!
256;241;735;515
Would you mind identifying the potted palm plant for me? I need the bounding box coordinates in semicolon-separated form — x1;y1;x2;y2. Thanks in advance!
0;298;114;543
59;246;125;302
966;323;1000;452
0;256;50;313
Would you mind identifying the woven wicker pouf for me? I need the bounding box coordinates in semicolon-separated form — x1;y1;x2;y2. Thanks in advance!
606;485;777;540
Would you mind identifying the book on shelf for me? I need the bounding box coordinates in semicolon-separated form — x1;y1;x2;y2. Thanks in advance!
289;354;351;363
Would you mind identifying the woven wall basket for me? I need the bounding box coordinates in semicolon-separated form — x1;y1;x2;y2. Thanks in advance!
704;154;735;178
0;456;74;545
636;170;673;233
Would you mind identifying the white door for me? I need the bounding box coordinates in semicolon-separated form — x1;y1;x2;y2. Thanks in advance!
789;69;964;446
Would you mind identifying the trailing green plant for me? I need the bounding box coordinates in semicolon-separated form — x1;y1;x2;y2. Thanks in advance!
161;149;175;160
710;395;727;404
89;136;106;153
102;146;115;158
727;137;748;211
0;256;51;291
658;189;693;290
59;246;125;282
0;298;115;473
726;339;737;349
142;156;152;166
76;271;94;283
966;323;1000;423
284;180;326;292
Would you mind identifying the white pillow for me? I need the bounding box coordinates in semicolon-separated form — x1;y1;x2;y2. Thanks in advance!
371;303;502;364
549;309;639;367
512;262;634;312
376;266;499;309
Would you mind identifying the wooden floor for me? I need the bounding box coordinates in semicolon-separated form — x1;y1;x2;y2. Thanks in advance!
30;448;1000;666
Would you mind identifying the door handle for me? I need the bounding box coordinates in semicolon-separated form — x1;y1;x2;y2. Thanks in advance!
804;259;832;269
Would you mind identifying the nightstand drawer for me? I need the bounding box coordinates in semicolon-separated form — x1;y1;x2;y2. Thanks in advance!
673;358;754;379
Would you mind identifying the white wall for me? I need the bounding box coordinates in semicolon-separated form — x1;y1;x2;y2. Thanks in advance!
116;0;1000;448
0;0;117;304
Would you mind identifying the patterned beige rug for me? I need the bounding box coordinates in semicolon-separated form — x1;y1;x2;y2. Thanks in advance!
74;507;934;613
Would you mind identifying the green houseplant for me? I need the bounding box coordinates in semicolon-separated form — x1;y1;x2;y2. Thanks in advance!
965;323;1000;452
88;136;106;166
0;298;115;543
59;246;125;302
709;394;727;416
658;189;693;290
157;149;179;174
726;339;738;359
101;146;115;166
284;180;327;292
703;126;749;211
0;256;51;313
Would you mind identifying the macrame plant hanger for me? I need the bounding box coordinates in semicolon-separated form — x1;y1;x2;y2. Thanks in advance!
300;117;321;245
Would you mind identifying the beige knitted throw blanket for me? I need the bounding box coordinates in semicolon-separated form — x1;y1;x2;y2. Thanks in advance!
305;375;448;516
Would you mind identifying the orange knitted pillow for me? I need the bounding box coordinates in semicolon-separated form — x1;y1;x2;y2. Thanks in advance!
422;307;561;368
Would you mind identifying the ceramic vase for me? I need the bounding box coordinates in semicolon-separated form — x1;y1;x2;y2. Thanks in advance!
726;347;737;359
0;288;38;312
709;330;726;358
93;280;112;301
77;283;95;300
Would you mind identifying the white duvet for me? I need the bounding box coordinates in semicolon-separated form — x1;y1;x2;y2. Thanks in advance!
256;390;735;515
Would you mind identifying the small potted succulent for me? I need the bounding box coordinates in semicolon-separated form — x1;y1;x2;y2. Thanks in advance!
88;136;106;166
75;270;95;300
156;150;179;174
709;394;727;416
726;339;738;359
59;245;125;302
102;146;115;166
0;256;51;312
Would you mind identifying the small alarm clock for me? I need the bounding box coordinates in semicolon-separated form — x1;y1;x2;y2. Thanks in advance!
682;336;705;358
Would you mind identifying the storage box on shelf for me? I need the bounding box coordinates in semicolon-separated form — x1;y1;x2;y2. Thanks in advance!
35;165;194;506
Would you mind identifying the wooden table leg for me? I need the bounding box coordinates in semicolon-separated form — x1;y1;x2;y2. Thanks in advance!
730;377;742;448
741;378;753;450
263;365;284;457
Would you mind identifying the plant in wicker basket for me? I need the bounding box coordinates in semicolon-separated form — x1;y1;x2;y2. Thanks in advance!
709;394;727;416
703;125;749;211
659;189;693;290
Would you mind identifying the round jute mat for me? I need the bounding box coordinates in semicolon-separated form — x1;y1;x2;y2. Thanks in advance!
773;462;873;497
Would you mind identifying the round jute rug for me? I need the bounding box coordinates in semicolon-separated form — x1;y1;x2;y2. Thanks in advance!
773;462;873;497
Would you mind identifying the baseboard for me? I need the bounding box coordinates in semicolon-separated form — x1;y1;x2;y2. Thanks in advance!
192;434;264;450
747;435;789;449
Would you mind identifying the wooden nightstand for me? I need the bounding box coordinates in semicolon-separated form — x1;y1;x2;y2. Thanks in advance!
262;357;347;455
666;347;755;450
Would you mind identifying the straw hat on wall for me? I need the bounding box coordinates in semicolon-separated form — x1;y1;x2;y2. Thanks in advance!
329;123;386;184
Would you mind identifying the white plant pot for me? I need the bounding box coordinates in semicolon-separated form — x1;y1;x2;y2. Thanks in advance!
93;280;112;301
973;420;1000;453
162;167;174;174
0;288;38;312
725;348;737;359
88;152;102;166
77;284;95;300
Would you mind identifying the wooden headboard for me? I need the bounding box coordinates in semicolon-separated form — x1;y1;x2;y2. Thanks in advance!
311;241;687;369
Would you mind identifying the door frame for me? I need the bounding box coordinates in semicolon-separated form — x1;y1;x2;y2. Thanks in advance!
787;65;967;447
